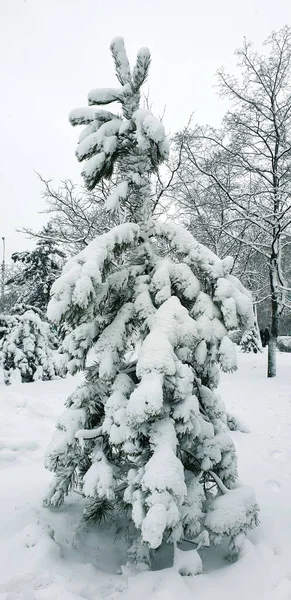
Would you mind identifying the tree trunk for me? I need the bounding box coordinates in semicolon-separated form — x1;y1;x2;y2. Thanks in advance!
267;334;277;378
253;304;263;352
267;264;279;378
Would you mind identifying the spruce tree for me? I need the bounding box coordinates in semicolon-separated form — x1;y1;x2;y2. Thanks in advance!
240;308;262;354
240;327;262;354
8;223;65;313
44;38;259;570
0;307;57;384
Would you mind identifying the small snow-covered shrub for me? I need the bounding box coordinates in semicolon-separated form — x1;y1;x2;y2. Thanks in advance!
0;309;57;384
277;336;291;352
227;412;249;433
205;484;258;561
0;314;19;341
240;326;262;354
44;37;259;570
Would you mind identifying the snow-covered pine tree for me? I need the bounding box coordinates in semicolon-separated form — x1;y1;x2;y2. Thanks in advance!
240;307;262;354
0;307;58;384
240;328;262;354
7;223;65;313
44;37;259;569
0;314;18;342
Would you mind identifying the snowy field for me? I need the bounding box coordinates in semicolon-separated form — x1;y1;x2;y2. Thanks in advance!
1;350;291;600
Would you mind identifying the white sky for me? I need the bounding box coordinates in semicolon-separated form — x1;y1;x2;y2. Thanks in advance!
1;0;291;260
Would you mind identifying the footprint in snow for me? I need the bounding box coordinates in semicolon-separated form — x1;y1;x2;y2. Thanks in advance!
0;448;17;462
0;438;39;463
271;577;291;600
270;449;286;460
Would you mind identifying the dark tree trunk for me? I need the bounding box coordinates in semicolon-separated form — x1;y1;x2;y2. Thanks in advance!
267;262;279;378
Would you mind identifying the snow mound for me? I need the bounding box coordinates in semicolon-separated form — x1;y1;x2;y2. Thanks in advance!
173;546;203;576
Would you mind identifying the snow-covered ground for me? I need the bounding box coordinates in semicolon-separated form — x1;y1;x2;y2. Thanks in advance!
1;350;291;600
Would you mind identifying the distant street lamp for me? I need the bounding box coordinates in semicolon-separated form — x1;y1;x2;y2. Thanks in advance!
1;237;5;301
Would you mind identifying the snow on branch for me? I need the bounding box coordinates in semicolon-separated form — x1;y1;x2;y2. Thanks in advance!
94;109;120;122
133;109;166;144
70;107;121;138
69;107;96;126
76;119;122;162
154;222;254;332
81;152;107;188
105;180;129;212
154;221;232;280
75;426;103;450
83;445;115;500
209;470;229;494
151;258;200;305
95;303;134;380
47;222;140;322
110;37;132;85
88;87;124;106
132;47;151;89
205;484;259;542
215;275;254;331
126;296;197;427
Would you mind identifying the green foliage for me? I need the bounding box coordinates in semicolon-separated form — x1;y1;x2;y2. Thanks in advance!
83;497;115;524
7;223;65;313
0;307;58;384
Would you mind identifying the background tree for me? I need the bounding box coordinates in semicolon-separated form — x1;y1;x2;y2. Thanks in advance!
0;306;59;385
0;263;26;314
44;37;258;570
23;176;118;254
172;142;266;285
173;27;291;377
7;224;65;313
240;306;262;354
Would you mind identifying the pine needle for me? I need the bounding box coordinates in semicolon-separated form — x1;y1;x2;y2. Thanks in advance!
83;497;114;525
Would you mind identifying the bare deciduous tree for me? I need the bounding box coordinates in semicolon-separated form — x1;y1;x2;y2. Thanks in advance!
174;27;291;377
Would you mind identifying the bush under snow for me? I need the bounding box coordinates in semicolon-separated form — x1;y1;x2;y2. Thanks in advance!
0;309;60;385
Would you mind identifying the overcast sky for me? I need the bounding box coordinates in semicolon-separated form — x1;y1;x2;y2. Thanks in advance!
1;0;291;261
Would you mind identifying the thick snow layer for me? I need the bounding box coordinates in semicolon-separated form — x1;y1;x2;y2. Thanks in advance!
83;445;114;500
110;37;131;85
81;150;106;179
140;443;186;548
126;370;164;425
205;484;257;534
45;406;86;462
105;180;129;211
88;87;123;105
151;259;200;305
2;351;291;599
174;545;203;576
142;444;187;500
69;107;96;125
133;109;166;144
76;120;121;161
154;221;228;280
218;335;237;372
48;223;140;322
